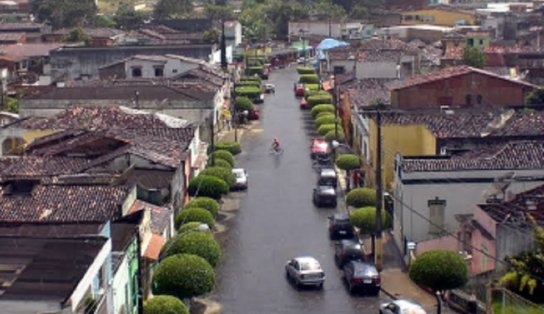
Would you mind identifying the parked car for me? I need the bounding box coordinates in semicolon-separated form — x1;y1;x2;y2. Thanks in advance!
295;84;305;97
231;168;248;190
380;300;427;314
343;260;380;295
313;185;337;207
300;97;309;109
311;137;331;159
334;239;365;268
318;168;337;188
285;256;325;289
253;93;265;104
328;213;355;240
264;83;275;93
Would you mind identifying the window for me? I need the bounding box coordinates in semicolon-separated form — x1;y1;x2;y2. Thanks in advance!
154;66;164;77
480;39;484;45
428;197;446;235
404;15;413;21
172;69;178;74
465;94;472;106
467;38;474;46
477;94;483;105
131;67;142;77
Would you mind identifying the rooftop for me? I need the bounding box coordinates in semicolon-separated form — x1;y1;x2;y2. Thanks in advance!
345;78;399;107
402;141;544;172
0;236;107;301
0;156;91;179
388;65;536;90
479;184;544;226
49;27;125;38
0;43;63;61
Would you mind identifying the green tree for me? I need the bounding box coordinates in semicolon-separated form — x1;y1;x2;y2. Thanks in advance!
202;3;234;20
187;175;229;199
346;187;375;207
409;250;468;314
525;88;544;106
175;207;215;230
178;221;213;234
154;0;193;19
30;0;97;29
114;5;147;30
463;46;486;68
152;254;215;299
350;206;391;256
200;167;236;189
215;141;242;155
162;232;222;267
185;197;220;218
95;15;116;28
63;27;90;43
143;295;189;314
210;150;235;167
499;218;544;301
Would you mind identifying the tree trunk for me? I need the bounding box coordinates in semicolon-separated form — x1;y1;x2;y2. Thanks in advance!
370;233;375;257
435;291;442;314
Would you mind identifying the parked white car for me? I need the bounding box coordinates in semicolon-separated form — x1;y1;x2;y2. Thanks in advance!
380;300;427;314
285;256;325;289
231;168;248;190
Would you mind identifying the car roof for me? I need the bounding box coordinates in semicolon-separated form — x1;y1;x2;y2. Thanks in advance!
339;239;361;249
317;185;336;193
333;212;350;220
294;256;320;264
232;168;245;173
393;299;424;308
350;260;377;270
320;168;336;177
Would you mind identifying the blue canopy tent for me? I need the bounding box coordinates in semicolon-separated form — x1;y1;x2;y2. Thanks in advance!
315;38;350;60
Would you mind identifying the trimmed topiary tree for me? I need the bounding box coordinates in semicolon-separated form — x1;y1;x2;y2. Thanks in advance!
234;96;254;113
316;111;335;119
308;94;333;108
162;232;221;267
211;158;232;169
336;154;362;172
346;187;375;207
210;150;235;167
299;74;319;84
215;141;242;155
187;175;229;200
200;167;236;189
317;123;337;136
178;221;212;234
236;80;261;88
325;129;345;142
152;254;215;299
350;206;391;256
235;86;261;100
297;66;315;75
143;295;189;314
315;115;336;128
409;250;468;314
175;207;215;229
185;197;220;218
311;104;335;118
239;76;262;84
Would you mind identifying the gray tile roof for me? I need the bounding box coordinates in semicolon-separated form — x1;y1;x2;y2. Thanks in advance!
402;141;544;172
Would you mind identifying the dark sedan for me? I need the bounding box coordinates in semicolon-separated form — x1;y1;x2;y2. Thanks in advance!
342;261;381;296
313;185;337;207
334;239;365;268
328;213;355;240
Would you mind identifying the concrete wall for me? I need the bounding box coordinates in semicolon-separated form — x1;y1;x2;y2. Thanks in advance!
390;72;534;108
288;21;342;38
124;59;199;79
49;45;213;80
112;252;131;314
356;62;399;79
401;8;476;26
393;169;544;251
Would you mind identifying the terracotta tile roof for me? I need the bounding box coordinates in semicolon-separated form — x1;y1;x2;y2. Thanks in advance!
358;38;418;53
478;184;544;226
0;183;129;223
402;141;544;172
345;78;399;107
358;49;402;62
442;46;463;61
143;233;165;261
388;65;536;90
378;109;500;138
0;43;63;61
18;106;191;130
0;23;43;31
0;156;91;179
0;32;25;42
129;199;171;234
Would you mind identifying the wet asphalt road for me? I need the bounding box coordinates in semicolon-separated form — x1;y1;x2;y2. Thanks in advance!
211;68;388;314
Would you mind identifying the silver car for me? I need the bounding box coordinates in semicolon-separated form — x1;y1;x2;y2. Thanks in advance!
285;256;325;289
231;168;248;190
380;300;427;314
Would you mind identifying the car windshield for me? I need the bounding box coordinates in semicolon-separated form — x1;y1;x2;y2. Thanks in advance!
234;172;244;178
300;261;321;271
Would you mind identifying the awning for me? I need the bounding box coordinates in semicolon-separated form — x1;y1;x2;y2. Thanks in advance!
143;234;166;261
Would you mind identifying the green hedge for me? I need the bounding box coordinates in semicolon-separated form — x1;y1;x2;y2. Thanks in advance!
200;167;236;188
308;94;333;108
315;115;336;128
296;66;316;75
236;80;261;88
325;129;345;142
144;295;189;314
175;207;215;229
162;232;221;267
306;90;331;98
215;141;242;155
350;206;391;234
299;74;319;84
336;154;362;172
316;112;335;120
311;104;335;118
409;250;468;292
304;83;320;92
211;158;232;169
240;76;262;84
235;86;261;99
178;221;212;234
210;150;235;167
187;175;229;200
245;66;263;76
185;197;220;218
234;96;254;112
152;254;215;299
346;187;375;207
317;123;337;136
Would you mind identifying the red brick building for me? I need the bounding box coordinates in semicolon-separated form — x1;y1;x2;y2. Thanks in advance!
389;65;536;109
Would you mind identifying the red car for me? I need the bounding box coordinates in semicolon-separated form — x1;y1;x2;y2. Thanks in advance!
295;84;305;97
248;108;260;120
311;137;331;159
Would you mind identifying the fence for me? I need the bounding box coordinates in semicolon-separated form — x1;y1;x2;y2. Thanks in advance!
489;287;544;314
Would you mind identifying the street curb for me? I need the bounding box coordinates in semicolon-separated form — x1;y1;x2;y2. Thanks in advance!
380;287;399;300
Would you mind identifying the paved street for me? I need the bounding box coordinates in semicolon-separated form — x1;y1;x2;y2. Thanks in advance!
210;68;389;313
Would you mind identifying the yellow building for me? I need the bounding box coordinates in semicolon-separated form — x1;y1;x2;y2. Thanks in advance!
400;7;476;26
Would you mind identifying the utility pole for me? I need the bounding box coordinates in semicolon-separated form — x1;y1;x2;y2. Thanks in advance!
328;0;332;37
375;108;384;271
210;112;215;166
220;19;227;71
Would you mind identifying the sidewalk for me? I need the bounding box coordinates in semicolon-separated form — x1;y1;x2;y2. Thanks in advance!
335;167;446;313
